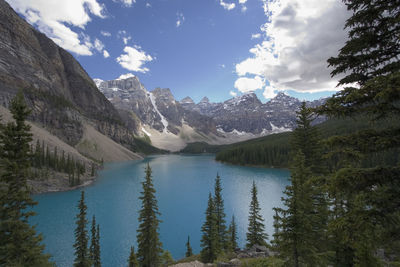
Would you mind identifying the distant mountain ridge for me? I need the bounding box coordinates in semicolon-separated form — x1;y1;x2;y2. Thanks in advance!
95;75;326;151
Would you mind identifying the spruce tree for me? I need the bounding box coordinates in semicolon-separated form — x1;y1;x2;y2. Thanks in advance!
136;163;162;267
73;191;90;267
227;215;238;251
213;174;227;250
94;225;101;267
128;246;139;267
185;236;193;258
89;215;100;267
0;91;52;266
200;193;218;263
246;181;267;248
317;0;400;264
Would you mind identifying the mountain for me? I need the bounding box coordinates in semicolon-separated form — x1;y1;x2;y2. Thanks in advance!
96;76;220;151
0;0;160;164
96;73;326;151
180;92;325;135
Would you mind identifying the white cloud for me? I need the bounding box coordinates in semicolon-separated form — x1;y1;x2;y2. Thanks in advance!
241;6;247;12
116;46;153;73
146;3;151;8
235;0;350;98
100;31;111;37
234;76;264;93
103;50;110;58
238;0;247;3
176;12;185;27
220;0;235;10
118;30;132;45
8;0;106;56
117;73;136;79
94;38;104;52
251;33;261;39
114;0;135;7
229;90;237;97
220;64;226;68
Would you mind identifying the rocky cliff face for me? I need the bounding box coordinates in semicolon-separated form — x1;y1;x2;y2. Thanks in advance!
96;77;218;137
0;0;140;151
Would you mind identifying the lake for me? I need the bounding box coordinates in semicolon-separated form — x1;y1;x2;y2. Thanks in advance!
31;154;290;266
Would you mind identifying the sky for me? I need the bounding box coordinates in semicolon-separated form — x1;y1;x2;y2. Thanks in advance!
7;0;351;103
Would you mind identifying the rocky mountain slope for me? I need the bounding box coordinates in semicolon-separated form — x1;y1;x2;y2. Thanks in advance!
96;75;325;151
96;76;221;151
0;0;156;162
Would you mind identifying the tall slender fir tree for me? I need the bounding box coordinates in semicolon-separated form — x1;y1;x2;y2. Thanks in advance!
227;215;238;251
185;236;193;258
73;191;90;267
136;163;162;267
213;174;227;250
200;193;219;263
0;91;52;266
246;181;267;248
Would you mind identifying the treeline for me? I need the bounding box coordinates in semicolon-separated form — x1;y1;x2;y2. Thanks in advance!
215;116;400;168
29;140;95;186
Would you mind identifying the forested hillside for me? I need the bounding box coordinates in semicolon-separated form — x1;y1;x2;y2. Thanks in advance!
214;115;400;168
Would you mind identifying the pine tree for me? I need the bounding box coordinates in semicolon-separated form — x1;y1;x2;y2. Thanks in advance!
160;250;174;266
74;191;90;267
136;163;162;267
213;173;227;250
89;215;100;266
200;193;219;263
0;91;52;266
317;0;400;264
128;246;139;267
246;181;267;248
185;236;193;258
227;215;238;251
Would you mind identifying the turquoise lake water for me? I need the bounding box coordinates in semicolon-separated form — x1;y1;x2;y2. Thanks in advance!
31;154;290;266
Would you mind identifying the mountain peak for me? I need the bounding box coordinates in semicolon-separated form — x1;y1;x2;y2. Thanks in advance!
200;97;209;103
180;96;194;104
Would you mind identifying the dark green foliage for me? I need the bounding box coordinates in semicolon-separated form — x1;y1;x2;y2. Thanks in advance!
89;216;101;267
246;181;267;248
200;193;219;263
136;164;162;267
160;250;174;266
227;215;238;251
128;246;139;267
74;191;90;267
0;91;52;266
185;236;193;258
30;141;87;186
180;142;227;154
316;0;400;265
327;0;400;86
213;174;227;251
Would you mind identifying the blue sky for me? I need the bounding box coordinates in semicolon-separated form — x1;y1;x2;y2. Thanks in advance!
8;0;349;103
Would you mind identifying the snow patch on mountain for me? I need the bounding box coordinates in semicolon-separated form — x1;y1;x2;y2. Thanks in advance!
148;92;169;133
141;127;152;137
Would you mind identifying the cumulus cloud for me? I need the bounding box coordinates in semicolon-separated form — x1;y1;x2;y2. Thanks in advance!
103;50;110;58
100;31;111;37
118;73;136;79
176;12;185;27
234;76;264;93
229;90;237;97
235;0;350;98
146;3;151;8
116;46;153;73
113;0;135;7
8;0;106;56
251;33;261;39
220;0;235;10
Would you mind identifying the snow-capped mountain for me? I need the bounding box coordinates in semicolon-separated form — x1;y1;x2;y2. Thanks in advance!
95;76;325;151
